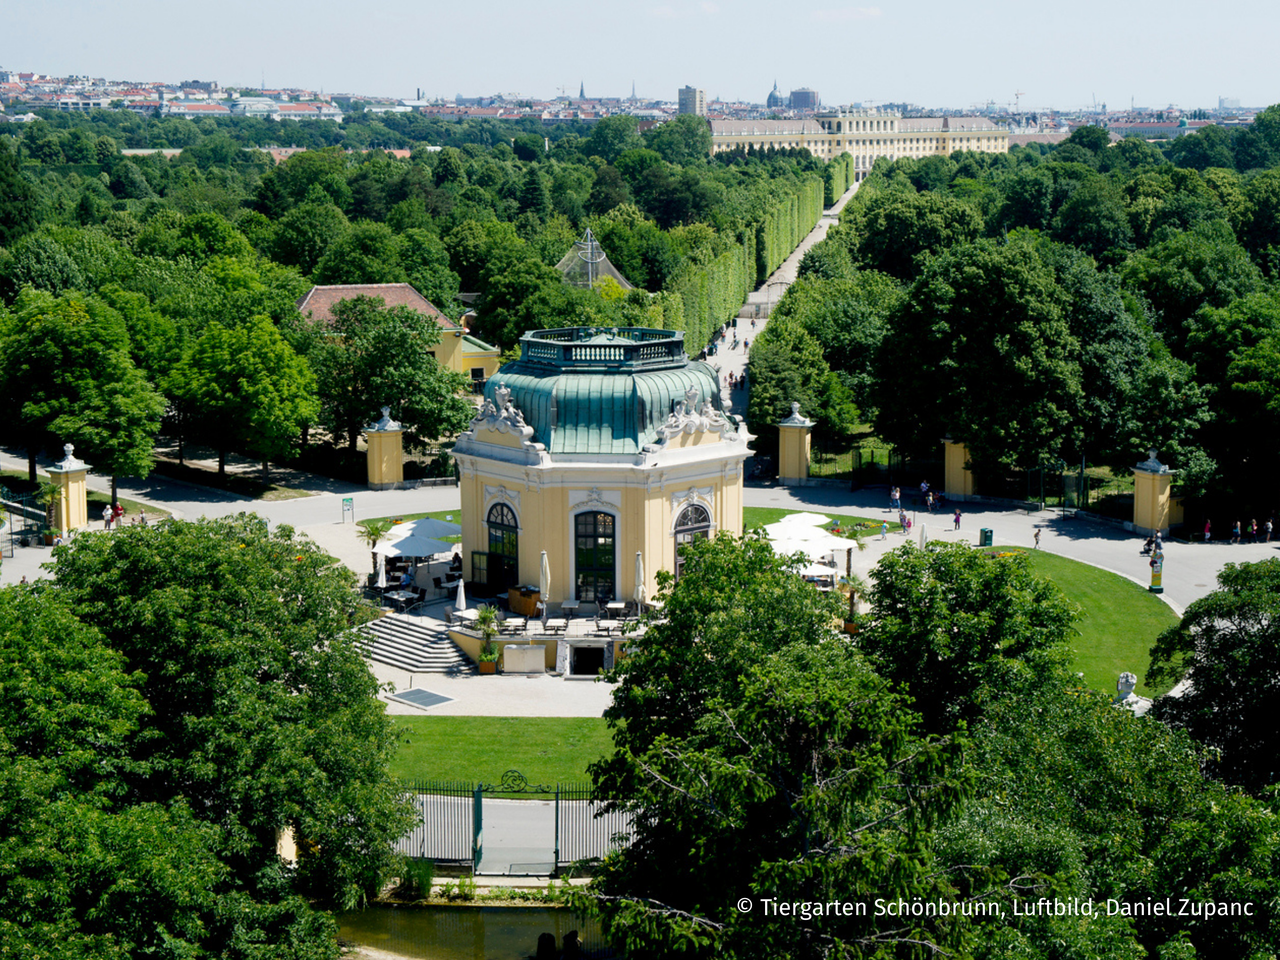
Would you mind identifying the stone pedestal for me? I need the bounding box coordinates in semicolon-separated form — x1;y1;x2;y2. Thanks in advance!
777;402;813;487
1132;450;1175;537
45;444;90;536
942;439;975;502
365;406;404;491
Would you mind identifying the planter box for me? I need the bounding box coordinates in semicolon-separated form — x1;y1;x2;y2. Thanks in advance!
478;660;497;675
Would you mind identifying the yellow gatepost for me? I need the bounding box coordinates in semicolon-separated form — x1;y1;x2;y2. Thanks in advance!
942;439;975;501
364;407;404;491
1132;450;1175;537
45;443;90;536
777;402;813;487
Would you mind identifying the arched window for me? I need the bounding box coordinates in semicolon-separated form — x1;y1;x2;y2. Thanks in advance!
674;504;712;580
487;503;519;590
575;512;615;602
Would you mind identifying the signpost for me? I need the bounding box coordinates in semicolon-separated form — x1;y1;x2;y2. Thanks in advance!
342;497;354;523
1149;545;1164;594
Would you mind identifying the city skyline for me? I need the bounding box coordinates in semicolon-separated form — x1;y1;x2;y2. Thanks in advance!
4;0;1276;112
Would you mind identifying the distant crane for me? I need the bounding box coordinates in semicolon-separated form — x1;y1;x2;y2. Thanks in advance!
1014;90;1026;112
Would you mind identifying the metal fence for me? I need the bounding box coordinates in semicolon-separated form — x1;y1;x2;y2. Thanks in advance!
398;774;632;873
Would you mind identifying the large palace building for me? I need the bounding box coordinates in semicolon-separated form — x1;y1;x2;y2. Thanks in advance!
709;109;1009;180
452;326;752;608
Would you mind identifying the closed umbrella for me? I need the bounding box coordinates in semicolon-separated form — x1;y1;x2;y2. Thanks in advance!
375;554;387;591
455;575;468;612
919;523;928;550
634;551;646;610
539;551;551;622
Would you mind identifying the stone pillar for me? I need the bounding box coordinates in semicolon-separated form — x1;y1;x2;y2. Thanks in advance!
45;444;90;536
777;402;813;487
365;407;404;491
942;439;975;502
1132;450;1175;537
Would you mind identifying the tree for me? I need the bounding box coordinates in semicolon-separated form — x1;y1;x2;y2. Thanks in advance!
0;289;163;487
312;221;406;286
859;544;1075;735
587;164;630;216
49;515;415;921
872;237;1083;468
643;113;712;165
271;198;351;275
585;115;642;163
580;535;971;959
745;316;834;456
1149;558;1280;794
307;295;471;450
843;189;983;280
0;138;37;247
176;316;317;478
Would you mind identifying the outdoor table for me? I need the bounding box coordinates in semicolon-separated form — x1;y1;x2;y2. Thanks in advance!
560;599;580;618
544;617;568;635
454;608;480;624
500;616;527;635
606;601;627;618
597;619;623;636
384;589;416;612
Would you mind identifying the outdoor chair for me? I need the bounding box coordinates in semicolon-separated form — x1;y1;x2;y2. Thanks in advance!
443;605;455;625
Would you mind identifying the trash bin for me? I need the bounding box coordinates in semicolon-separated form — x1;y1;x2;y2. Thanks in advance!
979;528;994;547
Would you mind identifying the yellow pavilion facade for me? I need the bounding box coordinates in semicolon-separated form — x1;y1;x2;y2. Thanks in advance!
452;327;753;608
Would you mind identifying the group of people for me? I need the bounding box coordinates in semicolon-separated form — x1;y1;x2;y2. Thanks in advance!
724;370;748;391
101;503;148;530
1215;517;1275;544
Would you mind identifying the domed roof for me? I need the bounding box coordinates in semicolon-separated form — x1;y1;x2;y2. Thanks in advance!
484;327;737;456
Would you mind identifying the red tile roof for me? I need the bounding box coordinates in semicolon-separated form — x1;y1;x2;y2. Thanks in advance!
297;284;460;330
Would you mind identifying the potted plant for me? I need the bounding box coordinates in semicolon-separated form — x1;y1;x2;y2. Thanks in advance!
37;482;60;546
475;606;500;674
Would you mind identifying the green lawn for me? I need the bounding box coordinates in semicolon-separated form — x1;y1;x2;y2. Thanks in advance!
390;716;614;786
1015;550;1179;697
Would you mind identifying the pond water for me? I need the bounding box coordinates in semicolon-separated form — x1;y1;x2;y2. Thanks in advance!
338;904;611;960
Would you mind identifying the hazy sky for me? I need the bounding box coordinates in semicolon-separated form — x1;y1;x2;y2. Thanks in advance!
5;0;1276;111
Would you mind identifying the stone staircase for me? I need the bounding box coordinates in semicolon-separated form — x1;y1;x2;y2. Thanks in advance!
356;612;476;675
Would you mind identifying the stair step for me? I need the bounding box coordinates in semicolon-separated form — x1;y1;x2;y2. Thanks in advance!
357;613;476;674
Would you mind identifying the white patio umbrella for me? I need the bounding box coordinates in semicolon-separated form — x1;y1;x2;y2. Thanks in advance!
386;517;462;540
539;550;551;622
375;553;387;590
634;551;646;610
455;575;468;611
373;535;452;559
919;523;929;550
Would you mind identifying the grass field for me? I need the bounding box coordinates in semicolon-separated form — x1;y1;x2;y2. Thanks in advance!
1016;550;1179;697
362;510;463;543
390;716;614;786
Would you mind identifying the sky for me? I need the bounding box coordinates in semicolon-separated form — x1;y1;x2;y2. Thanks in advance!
5;0;1277;112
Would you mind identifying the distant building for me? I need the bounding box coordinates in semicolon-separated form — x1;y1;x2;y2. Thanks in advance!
678;86;706;116
766;82;785;110
1219;97;1241;111
709;109;1008;180
789;88;819;111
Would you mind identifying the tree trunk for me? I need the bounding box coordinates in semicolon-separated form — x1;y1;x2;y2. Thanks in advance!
348;427;359;452
27;449;36;484
262;459;270;483
111;476;118;508
218;449;226;477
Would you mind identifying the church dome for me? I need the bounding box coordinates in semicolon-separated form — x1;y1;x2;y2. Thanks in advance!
485;327;735;456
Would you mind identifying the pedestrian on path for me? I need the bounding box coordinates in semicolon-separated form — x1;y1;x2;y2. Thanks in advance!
953;508;961;531
1204;519;1212;543
102;504;112;531
1232;520;1241;544
890;486;900;510
1267;518;1273;543
1034;528;1041;549
1250;519;1258;543
881;522;888;540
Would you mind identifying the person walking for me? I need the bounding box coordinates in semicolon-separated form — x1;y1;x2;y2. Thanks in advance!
1232;520;1241;544
102;504;112;531
1034;528;1041;549
1250;519;1259;543
1204;519;1212;543
953;508;961;531
881;521;889;541
891;486;900;510
1267;518;1273;543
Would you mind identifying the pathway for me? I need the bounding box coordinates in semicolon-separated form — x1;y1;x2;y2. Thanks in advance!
708;179;861;416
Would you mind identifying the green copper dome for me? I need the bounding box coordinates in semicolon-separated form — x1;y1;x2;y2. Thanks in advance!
485;327;736;456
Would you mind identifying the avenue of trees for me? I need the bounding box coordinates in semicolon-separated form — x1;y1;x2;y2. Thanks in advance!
0;110;844;486
0;516;412;958
751;107;1280;517
580;535;1280;959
